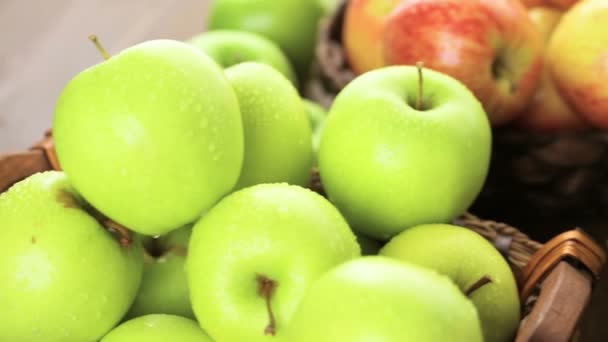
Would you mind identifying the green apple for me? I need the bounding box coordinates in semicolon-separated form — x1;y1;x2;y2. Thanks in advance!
0;171;143;342
186;183;360;341
188;30;298;87
285;256;483;341
354;231;383;255
126;225;194;320
53;39;244;236
319;65;492;240
303;99;327;167
208;0;324;78
380;224;520;342
225;62;312;189
319;0;340;14
101;314;212;342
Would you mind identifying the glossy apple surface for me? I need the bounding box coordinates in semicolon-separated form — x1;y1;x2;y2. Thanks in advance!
225;62;312;189
518;6;589;131
53;39;243;236
380;224;520;342
342;0;401;74
189;30;297;86
547;0;608;128
319;66;491;240
382;0;543;125
186;183;360;341
101;314;212;342
126;225;194;320
208;0;323;77
303;99;327;167
0;171;143;342
285;256;483;341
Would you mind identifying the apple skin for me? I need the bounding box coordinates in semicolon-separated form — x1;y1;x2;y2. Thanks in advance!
518;6;589;131
208;0;324;77
547;0;608;128
319;66;491;240
547;0;578;10
186;183;360;341
303;99;327;167
188;30;298;87
101;314;212;342
0;171;143;342
225;62;312;190
285;256;483;341
380;224;520;342
126;225;194;320
53;39;244;236
382;0;543;126
342;0;402;74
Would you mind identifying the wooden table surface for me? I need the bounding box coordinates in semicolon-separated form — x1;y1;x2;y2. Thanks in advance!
1;1;606;341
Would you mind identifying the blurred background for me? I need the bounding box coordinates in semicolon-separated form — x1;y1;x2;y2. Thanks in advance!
0;0;210;151
0;0;606;341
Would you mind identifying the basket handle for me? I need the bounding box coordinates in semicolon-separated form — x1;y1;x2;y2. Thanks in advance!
0;130;59;193
516;230;606;342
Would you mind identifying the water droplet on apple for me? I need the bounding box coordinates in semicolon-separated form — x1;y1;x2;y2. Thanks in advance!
120;168;128;177
208;143;216;152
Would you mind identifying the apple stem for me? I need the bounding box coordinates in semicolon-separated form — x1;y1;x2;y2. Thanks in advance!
256;274;278;336
416;61;424;110
103;219;133;248
88;34;111;60
464;275;493;297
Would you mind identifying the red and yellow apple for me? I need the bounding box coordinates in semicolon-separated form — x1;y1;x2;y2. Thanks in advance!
342;0;402;74
381;0;543;125
520;0;547;7
518;6;589;131
546;0;578;10
547;0;608;128
519;0;578;10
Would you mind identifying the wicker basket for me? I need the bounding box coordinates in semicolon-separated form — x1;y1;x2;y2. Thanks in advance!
1;132;606;342
305;0;608;223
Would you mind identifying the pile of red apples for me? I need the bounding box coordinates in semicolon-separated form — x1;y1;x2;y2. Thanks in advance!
343;0;608;131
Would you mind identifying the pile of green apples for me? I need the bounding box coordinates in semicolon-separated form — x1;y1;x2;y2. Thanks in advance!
0;2;526;342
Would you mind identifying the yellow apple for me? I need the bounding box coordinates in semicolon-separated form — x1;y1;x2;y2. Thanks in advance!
518;6;589;131
547;0;608;128
342;0;402;74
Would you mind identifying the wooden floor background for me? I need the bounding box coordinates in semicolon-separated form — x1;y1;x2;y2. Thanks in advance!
0;0;606;341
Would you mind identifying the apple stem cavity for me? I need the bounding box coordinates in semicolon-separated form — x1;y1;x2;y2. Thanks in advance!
103;219;133;248
88;34;111;60
256;274;278;336
416;61;425;111
464;275;493;297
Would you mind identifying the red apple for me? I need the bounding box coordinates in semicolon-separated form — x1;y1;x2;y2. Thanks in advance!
547;0;608;128
546;0;578;10
382;0;543;126
520;0;547;7
342;0;402;74
518;6;589;131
